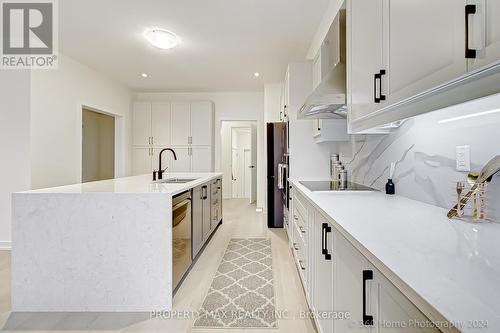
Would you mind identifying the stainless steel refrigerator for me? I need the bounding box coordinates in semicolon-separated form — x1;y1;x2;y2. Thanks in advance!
266;122;288;228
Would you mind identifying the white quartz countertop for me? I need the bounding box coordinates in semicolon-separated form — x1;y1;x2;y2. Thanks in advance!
291;179;500;333
21;173;222;195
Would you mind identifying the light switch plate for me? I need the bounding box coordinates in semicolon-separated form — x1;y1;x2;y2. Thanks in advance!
456;145;471;172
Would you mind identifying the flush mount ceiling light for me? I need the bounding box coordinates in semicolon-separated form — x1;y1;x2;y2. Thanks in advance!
144;29;180;50
141;73;148;78
254;72;260;77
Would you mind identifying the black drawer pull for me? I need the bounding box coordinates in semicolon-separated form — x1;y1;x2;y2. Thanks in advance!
322;223;332;260
465;4;477;59
362;270;374;326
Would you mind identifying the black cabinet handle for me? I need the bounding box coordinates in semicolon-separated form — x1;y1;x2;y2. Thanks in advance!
465;4;477;59
322;223;332;260
362;270;374;326
374;70;386;103
321;223;326;255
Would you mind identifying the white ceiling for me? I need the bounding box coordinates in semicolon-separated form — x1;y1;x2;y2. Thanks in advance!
59;0;329;92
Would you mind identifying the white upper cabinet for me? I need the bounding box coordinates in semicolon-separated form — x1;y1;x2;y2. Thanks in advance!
468;0;500;71
347;0;500;132
190;101;213;146
151;102;171;146
132;102;152;146
171;102;191;146
347;0;385;122
385;0;466;106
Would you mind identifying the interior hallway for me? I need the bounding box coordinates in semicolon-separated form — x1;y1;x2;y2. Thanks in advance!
0;199;315;333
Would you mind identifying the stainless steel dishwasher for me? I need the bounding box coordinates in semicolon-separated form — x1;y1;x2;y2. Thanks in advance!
172;190;192;292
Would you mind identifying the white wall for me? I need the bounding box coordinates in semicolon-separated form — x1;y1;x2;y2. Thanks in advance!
30;53;133;189
0;70;31;248
134;92;265;208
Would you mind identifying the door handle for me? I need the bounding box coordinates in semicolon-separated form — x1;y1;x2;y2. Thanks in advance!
465;4;477;59
362;270;374;326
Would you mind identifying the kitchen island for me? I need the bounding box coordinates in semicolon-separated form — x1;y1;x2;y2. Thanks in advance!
11;173;222;312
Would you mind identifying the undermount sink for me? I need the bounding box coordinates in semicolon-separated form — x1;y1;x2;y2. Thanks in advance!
157;177;199;184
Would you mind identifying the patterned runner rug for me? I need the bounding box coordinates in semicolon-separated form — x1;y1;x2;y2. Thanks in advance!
193;238;277;328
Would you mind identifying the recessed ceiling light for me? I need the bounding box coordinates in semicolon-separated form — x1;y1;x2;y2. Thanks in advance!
141;73;148;78
144;29;180;50
254;72;260;77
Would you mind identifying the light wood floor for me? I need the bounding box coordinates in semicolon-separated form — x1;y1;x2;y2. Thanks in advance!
0;199;315;333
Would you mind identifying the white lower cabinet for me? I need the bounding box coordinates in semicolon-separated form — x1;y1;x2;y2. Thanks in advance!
290;187;440;333
312;212;335;333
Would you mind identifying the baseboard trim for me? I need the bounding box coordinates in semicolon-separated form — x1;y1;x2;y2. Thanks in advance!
0;241;12;250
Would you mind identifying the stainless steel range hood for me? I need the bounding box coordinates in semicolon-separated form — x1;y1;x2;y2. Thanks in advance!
299;8;346;119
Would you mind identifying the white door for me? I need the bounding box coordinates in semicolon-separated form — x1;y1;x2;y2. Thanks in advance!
334;232;371;333
250;125;257;203
313;214;334;333
151;102;171;146
468;0;500;71
132;102;151;146
132;147;152;175
231;148;241;198
171;102;191;146
170;147;191;172
191;146;212;172
385;0;466;105
243;149;251;199
348;0;385;122
190;101;213;146
152;148;174;174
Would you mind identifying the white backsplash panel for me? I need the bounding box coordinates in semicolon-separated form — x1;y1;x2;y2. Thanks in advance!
339;93;500;223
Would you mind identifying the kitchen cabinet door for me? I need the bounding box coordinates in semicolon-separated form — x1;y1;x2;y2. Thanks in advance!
468;0;500;71
171;102;191;146
151;102;171;146
132;147;152;175
334;232;371;333
191;146;212;172
371;267;439;333
202;184;211;241
348;0;386;122
190;101;213;146
312;213;334;333
170;147;191;172
385;0;466;106
132;102;151;146
192;185;204;258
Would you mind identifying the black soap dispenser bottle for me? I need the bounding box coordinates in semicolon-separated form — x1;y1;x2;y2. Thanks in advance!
385;162;396;195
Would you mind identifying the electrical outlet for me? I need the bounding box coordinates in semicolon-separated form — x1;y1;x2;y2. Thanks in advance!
456;145;471;172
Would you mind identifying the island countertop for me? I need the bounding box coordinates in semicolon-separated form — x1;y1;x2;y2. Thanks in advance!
20;173;222;195
11;173;222;312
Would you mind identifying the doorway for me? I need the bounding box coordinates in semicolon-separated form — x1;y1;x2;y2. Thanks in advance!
221;121;257;203
82;108;115;183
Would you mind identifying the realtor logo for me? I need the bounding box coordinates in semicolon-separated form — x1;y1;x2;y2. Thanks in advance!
1;0;58;68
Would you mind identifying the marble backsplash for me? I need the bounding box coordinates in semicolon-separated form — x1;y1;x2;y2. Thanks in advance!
338;93;500;223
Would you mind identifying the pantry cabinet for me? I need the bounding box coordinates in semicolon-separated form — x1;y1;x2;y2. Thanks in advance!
290;186;439;333
171;102;191;146
132;102;152;146
151;102;171;146
132;100;214;175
